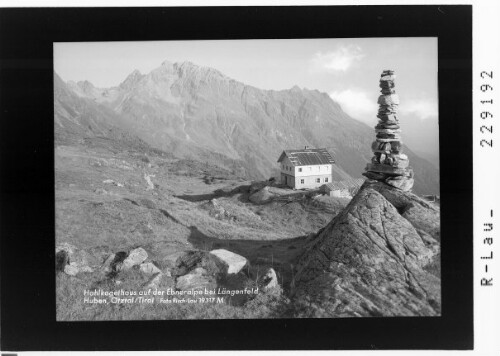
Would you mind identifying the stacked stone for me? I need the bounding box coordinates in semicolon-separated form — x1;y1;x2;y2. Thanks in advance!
363;70;414;191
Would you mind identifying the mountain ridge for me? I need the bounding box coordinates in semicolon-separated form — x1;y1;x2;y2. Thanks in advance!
54;61;439;194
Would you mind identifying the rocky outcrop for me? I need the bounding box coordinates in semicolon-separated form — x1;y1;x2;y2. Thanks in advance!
56;249;70;272
55;243;182;294
139;262;162;275
55;244;176;288
64;263;79;276
259;268;279;292
369;182;440;242
121;247;148;270
104;251;127;274
173;250;228;278
55;243;101;275
292;180;440;317
170;249;251;294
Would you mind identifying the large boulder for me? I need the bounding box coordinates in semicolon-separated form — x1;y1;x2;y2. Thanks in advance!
160;250;188;269
140;262;162;275
259;268;279;292
102;253;117;272
174;250;227;278
122;247;148;270
292;181;441;318
70;249;98;270
55;243;96;275
209;249;248;274
64;262;79;276
106;251;128;274
56;249;70;272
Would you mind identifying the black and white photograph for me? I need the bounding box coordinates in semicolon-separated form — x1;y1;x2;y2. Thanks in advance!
54;38;441;320
1;3;483;352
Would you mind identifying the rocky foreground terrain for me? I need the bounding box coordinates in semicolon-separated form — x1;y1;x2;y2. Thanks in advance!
55;136;440;320
293;181;440;317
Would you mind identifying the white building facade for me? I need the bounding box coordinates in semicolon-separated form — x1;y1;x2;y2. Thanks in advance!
277;147;335;189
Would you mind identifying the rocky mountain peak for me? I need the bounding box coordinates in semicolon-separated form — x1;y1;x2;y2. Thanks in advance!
151;60;221;82
56;61;440;195
161;59;174;67
128;69;142;78
119;69;144;90
173;61;228;83
64;79;98;98
174;60;194;68
77;80;95;91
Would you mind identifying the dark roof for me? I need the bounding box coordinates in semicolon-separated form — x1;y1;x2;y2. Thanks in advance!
277;148;335;166
323;178;365;191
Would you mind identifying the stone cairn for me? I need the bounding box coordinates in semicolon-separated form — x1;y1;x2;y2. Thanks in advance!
363;70;414;191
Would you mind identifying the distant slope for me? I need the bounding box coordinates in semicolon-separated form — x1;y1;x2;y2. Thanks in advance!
413;149;440;170
55;73;147;150
55;61;439;194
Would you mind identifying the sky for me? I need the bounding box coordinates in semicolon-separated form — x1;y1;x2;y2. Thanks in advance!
54;38;439;161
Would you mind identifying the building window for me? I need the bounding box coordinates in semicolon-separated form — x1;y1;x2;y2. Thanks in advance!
318;166;321;171
316;178;320;183
298;168;302;172
325;177;329;183
300;179;304;184
309;167;312;171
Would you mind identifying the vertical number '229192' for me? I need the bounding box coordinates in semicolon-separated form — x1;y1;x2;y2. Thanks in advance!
480;71;493;148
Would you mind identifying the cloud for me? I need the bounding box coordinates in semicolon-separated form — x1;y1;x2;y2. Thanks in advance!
311;45;365;73
399;98;438;120
329;89;377;124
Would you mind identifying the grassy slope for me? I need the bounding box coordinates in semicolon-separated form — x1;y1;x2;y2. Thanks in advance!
55;138;350;320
